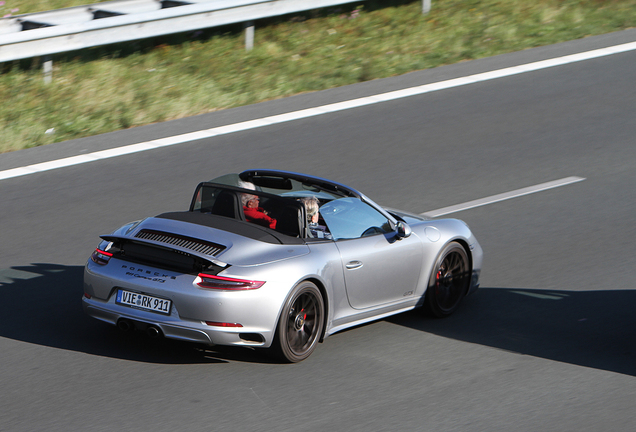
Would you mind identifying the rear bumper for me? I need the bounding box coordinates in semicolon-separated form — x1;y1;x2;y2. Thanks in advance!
82;296;269;347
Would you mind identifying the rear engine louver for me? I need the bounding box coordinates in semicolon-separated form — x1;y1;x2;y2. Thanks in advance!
135;229;225;256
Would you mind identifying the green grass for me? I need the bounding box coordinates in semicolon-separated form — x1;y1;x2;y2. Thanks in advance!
1;0;636;152
1;0;107;15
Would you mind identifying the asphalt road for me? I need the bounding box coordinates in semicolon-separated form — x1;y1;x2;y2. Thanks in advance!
1;29;636;431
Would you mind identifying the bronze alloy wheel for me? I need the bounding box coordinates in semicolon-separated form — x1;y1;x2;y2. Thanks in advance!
275;281;324;363
425;242;470;318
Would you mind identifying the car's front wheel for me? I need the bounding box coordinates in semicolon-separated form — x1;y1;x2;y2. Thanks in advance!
425;242;470;318
273;281;324;363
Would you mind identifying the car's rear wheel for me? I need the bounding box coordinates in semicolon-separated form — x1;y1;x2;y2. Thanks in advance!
425;242;470;318
274;281;324;363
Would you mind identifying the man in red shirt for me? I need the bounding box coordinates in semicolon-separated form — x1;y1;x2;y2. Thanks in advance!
242;195;277;229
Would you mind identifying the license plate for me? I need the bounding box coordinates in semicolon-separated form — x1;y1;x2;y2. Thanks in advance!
116;289;171;315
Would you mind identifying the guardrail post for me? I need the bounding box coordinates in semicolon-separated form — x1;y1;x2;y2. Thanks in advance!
422;0;431;14
43;56;53;84
244;21;254;51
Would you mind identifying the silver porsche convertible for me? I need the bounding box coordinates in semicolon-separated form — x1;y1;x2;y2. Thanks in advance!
83;170;483;362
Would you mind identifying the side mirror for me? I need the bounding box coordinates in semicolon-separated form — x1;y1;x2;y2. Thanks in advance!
396;221;412;240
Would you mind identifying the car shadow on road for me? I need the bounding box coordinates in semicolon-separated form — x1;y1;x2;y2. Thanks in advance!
0;263;278;364
4;264;636;370
387;287;636;376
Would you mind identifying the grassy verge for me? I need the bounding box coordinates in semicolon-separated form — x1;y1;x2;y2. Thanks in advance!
1;0;635;153
1;0;106;16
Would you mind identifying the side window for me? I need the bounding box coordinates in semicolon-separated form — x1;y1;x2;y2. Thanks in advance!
320;198;393;241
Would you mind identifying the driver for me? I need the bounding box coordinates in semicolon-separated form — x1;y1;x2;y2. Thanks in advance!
300;196;332;239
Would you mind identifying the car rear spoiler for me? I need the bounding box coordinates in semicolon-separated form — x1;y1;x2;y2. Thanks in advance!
100;234;228;274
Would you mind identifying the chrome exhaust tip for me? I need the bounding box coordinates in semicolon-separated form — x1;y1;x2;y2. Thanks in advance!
146;325;162;339
117;318;133;332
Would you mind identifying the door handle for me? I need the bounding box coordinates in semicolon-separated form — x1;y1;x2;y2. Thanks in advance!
345;261;363;270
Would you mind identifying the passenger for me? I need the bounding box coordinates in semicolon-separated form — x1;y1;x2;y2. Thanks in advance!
300;196;332;239
239;181;277;229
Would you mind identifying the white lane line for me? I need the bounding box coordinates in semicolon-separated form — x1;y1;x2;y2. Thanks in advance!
2;40;636;182
422;176;586;217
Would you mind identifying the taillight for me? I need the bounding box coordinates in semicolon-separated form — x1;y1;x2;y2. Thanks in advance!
195;273;265;290
91;248;113;265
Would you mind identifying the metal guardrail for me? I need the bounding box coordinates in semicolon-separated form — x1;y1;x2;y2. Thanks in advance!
0;0;369;63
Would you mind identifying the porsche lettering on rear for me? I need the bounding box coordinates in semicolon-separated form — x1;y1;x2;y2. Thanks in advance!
121;264;176;280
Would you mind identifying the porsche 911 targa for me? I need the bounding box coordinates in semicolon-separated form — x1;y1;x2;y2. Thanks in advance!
83;170;483;362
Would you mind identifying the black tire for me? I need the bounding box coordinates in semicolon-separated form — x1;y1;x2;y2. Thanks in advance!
425;242;470;318
273;281;324;363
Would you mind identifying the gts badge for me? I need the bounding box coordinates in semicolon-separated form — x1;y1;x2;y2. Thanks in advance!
122;265;177;282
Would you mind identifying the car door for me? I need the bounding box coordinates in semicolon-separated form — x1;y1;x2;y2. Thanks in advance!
320;198;424;309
